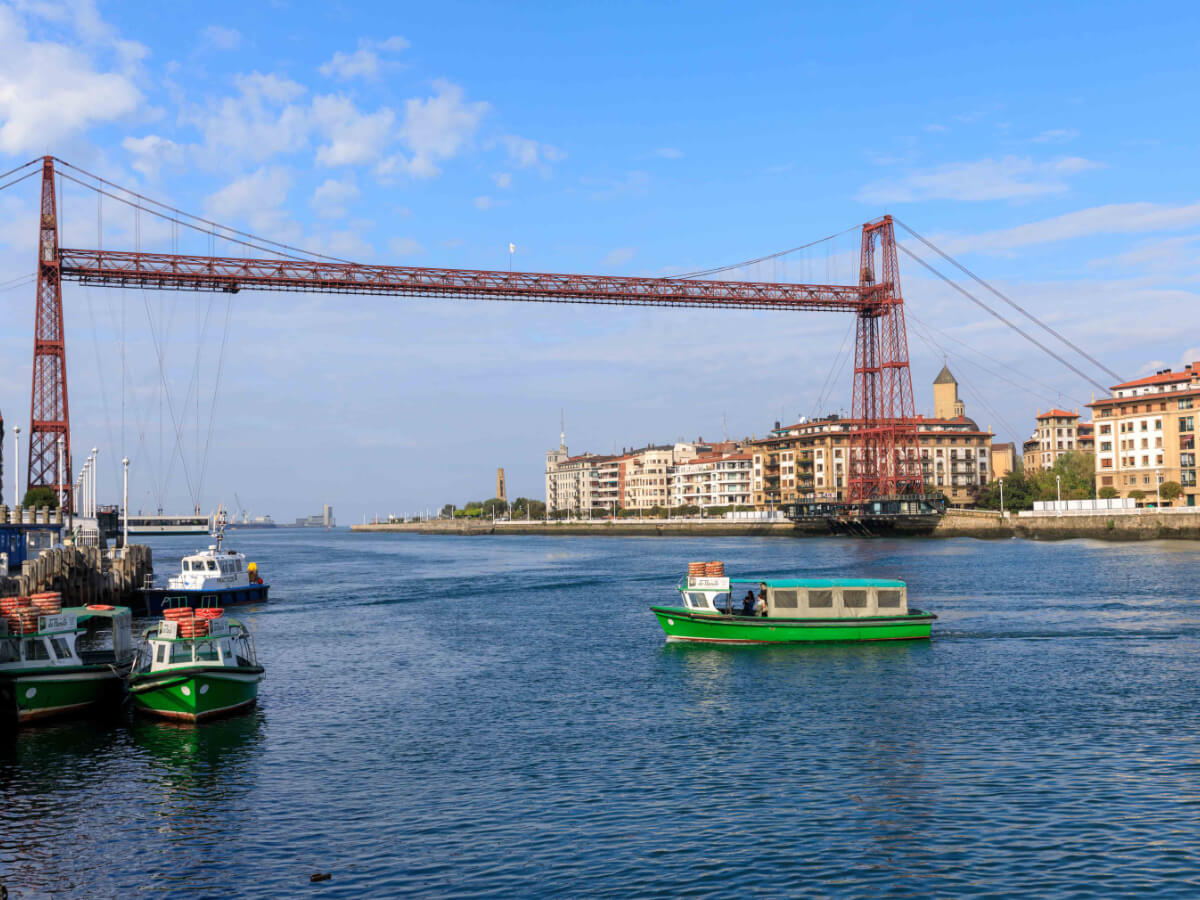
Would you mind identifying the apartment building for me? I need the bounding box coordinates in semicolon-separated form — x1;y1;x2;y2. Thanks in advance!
749;426;814;510
618;445;675;510
670;453;753;508
1025;409;1089;470
991;442;1016;481
1088;362;1200;507
760;415;992;507
544;427;624;514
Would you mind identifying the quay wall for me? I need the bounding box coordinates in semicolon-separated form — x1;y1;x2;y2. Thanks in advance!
1;544;153;605
352;519;799;537
354;508;1200;541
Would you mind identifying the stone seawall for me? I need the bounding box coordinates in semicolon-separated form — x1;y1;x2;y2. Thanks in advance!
352;520;800;537
1;544;154;605
353;509;1200;542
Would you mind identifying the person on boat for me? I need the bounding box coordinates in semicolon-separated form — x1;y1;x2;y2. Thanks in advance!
755;585;768;617
741;591;755;616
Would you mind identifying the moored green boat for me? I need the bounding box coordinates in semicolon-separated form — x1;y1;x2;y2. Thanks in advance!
0;604;134;723
652;562;935;644
128;612;263;722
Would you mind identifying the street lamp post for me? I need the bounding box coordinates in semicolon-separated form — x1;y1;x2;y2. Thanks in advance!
1156;470;1162;507
56;435;65;514
1055;474;1062;515
122;457;130;550
13;425;20;511
999;477;1005;515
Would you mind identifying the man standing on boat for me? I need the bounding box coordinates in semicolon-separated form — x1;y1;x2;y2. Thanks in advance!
741;591;755;616
755;585;768;617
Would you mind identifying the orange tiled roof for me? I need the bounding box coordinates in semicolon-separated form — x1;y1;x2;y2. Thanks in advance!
1037;409;1077;419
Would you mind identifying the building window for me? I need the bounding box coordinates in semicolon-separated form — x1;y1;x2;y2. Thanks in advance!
1180;398;1194;410
1180;416;1195;433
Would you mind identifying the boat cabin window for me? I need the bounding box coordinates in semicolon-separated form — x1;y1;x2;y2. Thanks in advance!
206;560;218;571
842;589;868;608
170;643;194;664
877;589;902;608
196;640;220;662
50;636;73;660
0;638;18;663
155;644;167;664
235;560;243;572
807;590;833;609
772;589;799;609
685;592;711;609
23;639;50;661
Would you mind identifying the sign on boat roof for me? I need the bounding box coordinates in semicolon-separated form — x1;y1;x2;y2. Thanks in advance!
729;577;906;589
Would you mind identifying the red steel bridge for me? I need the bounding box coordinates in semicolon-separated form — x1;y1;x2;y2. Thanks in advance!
24;155;923;508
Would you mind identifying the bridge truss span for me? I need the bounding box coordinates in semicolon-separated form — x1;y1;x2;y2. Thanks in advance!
57;248;875;313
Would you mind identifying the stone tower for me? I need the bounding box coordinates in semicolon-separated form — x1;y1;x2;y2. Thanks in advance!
933;363;965;419
496;467;507;502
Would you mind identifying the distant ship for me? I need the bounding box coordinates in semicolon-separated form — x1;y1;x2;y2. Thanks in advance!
228;514;277;530
127;514;211;536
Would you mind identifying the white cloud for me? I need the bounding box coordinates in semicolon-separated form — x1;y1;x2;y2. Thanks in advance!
492;172;512;189
206;166;294;236
201;25;241;51
186;71;310;164
602;247;636;266
319;36;410;81
494;133;565;171
942;200;1200;254
388;237;423;257
121;134;184;178
654;147;682;159
0;4;143;153
390;79;488;178
311;94;395;166
311;176;359;218
474;195;492;211
857;156;1103;204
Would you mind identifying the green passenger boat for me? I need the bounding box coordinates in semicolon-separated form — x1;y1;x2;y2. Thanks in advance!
0;607;134;723
652;564;935;644
128;615;263;722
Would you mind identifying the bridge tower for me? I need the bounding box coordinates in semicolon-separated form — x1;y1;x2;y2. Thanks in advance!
27;156;72;507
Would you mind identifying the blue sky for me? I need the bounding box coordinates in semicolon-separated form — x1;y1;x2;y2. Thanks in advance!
0;1;1197;519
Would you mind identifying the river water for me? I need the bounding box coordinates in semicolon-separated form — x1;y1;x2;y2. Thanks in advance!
2;531;1200;897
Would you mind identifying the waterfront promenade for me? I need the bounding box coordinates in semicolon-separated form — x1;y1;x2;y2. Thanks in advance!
352;507;1200;540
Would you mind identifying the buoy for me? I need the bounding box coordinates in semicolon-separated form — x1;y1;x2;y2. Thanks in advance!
85;604;115;611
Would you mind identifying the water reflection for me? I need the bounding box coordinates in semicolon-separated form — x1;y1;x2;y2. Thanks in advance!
129;709;265;779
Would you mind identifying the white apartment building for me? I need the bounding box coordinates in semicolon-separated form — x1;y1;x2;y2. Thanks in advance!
669;454;753;508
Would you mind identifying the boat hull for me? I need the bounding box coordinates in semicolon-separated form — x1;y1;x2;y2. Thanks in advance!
139;583;270;615
651;607;935;643
0;667;125;723
129;667;263;722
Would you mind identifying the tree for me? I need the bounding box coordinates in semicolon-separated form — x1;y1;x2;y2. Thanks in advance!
1129;489;1146;502
972;471;1038;511
440;503;455;518
1159;481;1182;501
510;497;546;518
481;497;508;517
22;486;58;509
1098;486;1119;499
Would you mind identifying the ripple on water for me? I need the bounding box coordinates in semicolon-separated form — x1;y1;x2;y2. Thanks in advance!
2;533;1200;897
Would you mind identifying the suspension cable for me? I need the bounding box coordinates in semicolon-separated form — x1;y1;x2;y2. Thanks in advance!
676;225;859;280
896;244;1111;395
895;218;1124;384
53;157;350;264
